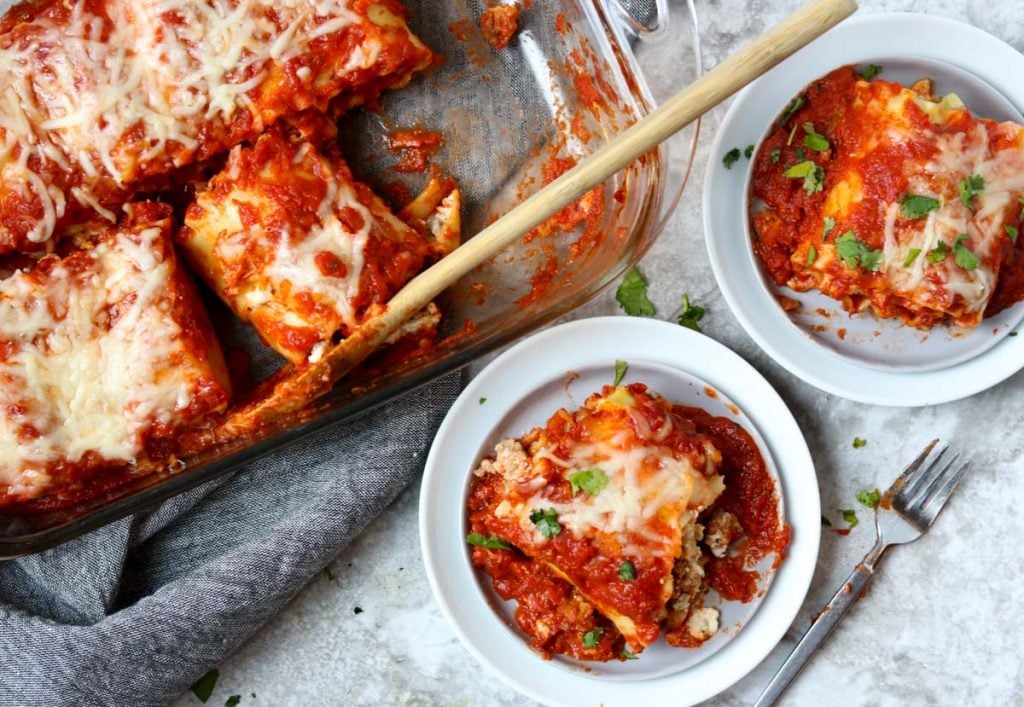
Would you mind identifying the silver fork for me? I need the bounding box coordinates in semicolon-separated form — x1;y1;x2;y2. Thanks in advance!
754;440;969;707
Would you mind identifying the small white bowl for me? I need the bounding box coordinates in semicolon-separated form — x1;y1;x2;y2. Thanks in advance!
420;317;819;707
705;13;1024;405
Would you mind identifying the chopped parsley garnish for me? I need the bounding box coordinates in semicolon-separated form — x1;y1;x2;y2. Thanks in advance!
857;488;882;509
568;468;609;496
678;294;705;332
191;669;219;704
927;240;950;264
900;194;941;219
903;248;922;267
806;245;817;267
780;95;805;124
530;508;562;539
958;174;984;208
613;359;628;387
853;437;867;448
479;397;487;405
582;627;605;649
770;149;781;164
353;607;363;614
794;148;807;160
621;648;639;660
1007;224;1019;244
858;64;883;80
618;561;637;581
802;123;830;152
783;160;825;195
466;533;514;550
744;144;755;159
953;234;979;271
840;509;859;529
723;147;742;169
225;697;241;707
1011;332;1019;337
822;216;836;241
835;231;883;271
616;267;655;317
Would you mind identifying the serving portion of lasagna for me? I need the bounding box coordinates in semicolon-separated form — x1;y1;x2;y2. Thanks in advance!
0;0;435;251
0;203;231;507
179;122;458;365
751;65;1024;328
466;383;788;661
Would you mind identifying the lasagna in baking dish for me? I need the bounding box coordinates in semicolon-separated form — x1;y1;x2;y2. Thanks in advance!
179;121;459;365
466;383;788;661
0;0;434;251
0;203;231;506
751;65;1024;328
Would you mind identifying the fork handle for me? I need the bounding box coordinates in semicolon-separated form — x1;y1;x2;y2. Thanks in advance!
753;541;886;707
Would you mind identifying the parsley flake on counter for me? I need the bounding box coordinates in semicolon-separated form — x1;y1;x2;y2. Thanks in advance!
191;669;219;704
958;174;985;208
806;245;817;267
1010;332;1019;337
225;696;241;707
1007;225;1019;244
780;95;805;124
744;144;755;159
621;648;639;660
530;507;562;539
857;488;882;509
853;437;867;448
802;123;830;152
723;147;742;169
466;533;514;550
770;149;781;164
900;194;940;219
619;560;637;581
479;397;487;405
353;607;364;614
953;234;980;271
783;160;825;195
903;248;922;267
821;216;836;241
858;64;883;80
835;231;883;271
568;468;609;497
616;267;656;317
613;359;628;387
840;509;859;529
678;294;705;332
927;240;950;264
583;627;605;649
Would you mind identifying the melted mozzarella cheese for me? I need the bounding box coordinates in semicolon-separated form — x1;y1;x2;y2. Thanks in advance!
0;226;197;488
0;0;365;241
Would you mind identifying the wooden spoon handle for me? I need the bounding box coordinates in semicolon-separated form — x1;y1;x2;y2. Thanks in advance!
216;0;858;437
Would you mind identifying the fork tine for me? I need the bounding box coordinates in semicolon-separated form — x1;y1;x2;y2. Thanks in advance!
904;451;960;510
920;462;969;526
882;439;939;504
897;444;949;506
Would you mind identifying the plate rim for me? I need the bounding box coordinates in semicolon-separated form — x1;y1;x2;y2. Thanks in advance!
703;11;1024;407
419;316;820;706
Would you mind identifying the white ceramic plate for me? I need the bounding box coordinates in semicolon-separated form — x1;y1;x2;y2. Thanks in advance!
705;13;1024;406
420;317;819;707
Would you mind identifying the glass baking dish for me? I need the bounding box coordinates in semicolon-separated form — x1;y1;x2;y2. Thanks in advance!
0;0;702;557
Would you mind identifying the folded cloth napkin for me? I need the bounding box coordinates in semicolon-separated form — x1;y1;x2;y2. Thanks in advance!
0;374;461;707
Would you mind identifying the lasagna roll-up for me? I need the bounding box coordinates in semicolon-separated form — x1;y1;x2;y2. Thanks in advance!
179;127;457;365
0;203;232;507
0;0;434;251
751;66;1024;328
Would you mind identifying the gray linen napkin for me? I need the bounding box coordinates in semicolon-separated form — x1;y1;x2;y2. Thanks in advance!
0;374;461;706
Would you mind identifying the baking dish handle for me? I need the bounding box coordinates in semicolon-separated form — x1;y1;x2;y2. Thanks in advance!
609;0;670;38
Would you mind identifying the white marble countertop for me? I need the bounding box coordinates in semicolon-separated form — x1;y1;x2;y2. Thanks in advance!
173;1;1024;705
